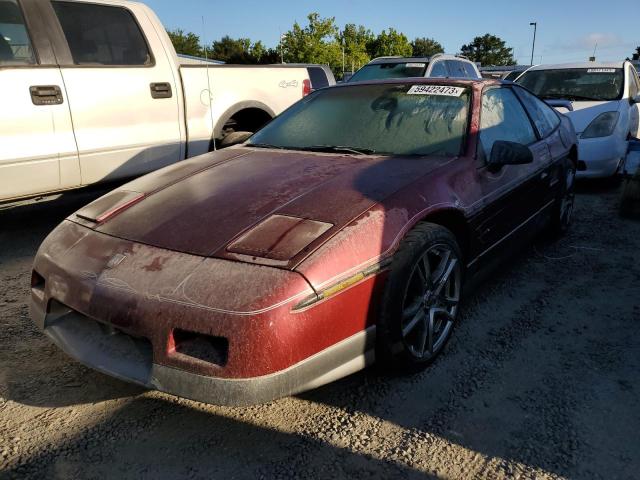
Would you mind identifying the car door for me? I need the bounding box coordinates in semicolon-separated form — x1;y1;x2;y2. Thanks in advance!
46;0;182;185
513;85;565;204
0;0;78;201
471;85;550;258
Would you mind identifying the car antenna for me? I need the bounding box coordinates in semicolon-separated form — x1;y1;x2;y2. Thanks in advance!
202;16;216;151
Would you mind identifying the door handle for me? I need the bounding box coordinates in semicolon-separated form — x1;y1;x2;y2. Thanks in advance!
150;82;172;99
29;85;63;105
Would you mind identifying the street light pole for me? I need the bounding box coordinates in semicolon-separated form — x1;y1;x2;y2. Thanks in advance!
529;22;537;66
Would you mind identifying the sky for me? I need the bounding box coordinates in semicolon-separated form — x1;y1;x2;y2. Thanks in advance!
145;0;639;65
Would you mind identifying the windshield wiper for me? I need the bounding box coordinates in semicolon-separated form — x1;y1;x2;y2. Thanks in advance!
298;145;377;155
247;143;290;150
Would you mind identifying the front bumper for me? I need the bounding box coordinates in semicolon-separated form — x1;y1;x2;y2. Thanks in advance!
35;301;374;406
576;135;627;178
30;220;378;405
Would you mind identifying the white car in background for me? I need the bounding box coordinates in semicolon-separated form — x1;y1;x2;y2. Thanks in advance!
518;61;640;178
348;54;481;82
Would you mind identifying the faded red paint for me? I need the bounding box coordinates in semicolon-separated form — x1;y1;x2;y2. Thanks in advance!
31;78;575;382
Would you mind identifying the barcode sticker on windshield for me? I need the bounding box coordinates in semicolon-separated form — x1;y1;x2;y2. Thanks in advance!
587;68;616;73
407;85;465;96
405;63;426;68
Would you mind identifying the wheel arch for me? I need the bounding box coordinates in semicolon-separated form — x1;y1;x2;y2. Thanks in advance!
413;207;472;264
212;101;276;145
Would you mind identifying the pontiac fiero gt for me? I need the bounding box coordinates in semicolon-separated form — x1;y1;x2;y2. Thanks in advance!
31;79;577;405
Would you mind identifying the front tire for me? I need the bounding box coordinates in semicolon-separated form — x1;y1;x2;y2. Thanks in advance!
377;223;463;371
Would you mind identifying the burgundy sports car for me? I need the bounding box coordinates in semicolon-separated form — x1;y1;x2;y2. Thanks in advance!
31;78;577;405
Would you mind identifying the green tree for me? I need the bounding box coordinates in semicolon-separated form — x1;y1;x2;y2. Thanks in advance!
337;24;374;73
460;34;515;66
211;36;253;63
368;28;413;58
411;37;444;57
167;29;202;57
282;13;342;69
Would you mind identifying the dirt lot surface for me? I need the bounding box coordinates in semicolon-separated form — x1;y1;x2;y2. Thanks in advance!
1;182;639;480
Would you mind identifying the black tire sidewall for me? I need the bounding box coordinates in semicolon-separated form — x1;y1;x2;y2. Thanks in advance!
377;223;463;370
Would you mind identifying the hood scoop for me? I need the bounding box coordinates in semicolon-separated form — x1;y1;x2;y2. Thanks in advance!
75;190;145;224
226;215;333;261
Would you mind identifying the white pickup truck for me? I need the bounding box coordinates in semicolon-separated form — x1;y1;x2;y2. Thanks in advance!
0;0;335;202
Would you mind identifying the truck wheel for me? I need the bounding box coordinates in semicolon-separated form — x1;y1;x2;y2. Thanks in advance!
219;131;253;148
377;223;463;371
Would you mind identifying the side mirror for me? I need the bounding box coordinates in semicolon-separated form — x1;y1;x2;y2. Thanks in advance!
488;141;534;170
632;94;640;104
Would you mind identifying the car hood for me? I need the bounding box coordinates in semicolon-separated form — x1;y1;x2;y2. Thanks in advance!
551;100;622;134
78;147;447;268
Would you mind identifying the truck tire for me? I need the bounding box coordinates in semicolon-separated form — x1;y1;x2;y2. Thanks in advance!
219;131;253;148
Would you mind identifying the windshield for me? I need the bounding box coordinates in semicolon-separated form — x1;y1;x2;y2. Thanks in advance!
517;68;624;101
349;62;428;82
248;83;470;157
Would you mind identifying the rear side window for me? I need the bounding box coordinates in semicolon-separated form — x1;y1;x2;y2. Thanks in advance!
429;61;447;77
308;67;329;89
52;1;152;66
463;62;478;78
445;60;467;77
513;86;560;138
480;87;537;159
0;0;36;65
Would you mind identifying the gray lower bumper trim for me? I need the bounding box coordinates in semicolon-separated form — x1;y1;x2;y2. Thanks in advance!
41;306;376;406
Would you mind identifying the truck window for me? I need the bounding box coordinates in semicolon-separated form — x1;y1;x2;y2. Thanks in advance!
308;67;329;89
0;0;36;65
52;1;152;66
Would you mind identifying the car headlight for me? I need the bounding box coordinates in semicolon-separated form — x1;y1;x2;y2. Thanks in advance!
581;111;619;139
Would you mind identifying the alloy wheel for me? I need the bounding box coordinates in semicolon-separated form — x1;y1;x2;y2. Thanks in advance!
400;244;461;360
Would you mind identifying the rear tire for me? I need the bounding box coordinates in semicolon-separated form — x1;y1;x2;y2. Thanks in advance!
377;223;463;371
550;159;576;236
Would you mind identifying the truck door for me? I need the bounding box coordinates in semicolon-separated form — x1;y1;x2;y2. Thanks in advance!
0;0;78;201
46;0;182;185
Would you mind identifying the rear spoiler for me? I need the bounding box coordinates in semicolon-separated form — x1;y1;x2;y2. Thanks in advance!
544;99;573;111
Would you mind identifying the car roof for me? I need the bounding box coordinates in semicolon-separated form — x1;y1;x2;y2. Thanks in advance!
335;76;499;88
527;61;626;71
366;55;472;65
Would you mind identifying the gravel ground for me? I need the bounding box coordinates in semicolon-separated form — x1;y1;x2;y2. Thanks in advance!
1;181;639;480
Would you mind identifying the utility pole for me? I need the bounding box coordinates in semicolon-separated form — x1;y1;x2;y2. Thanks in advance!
529;22;537;66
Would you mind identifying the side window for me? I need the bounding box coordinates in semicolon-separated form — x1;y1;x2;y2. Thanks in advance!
480;87;537;159
429;61;447;77
52;1;152;66
308;67;329;89
463;62;478;78
445;60;466;77
514;86;560;137
0;0;36;65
